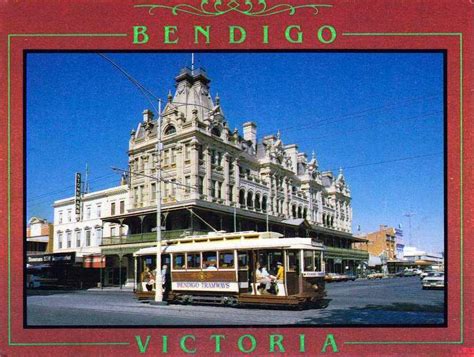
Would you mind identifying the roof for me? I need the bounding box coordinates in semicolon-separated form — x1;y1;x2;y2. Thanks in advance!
134;236;325;256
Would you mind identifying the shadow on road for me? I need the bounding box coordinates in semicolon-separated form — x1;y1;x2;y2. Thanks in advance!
298;301;445;325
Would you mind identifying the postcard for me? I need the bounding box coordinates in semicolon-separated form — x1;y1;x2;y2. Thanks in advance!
1;0;472;355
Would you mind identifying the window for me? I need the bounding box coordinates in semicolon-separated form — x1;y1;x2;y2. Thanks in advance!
151;182;156;200
111;202;116;215
67;209;72;222
315;252;322;271
303;250;314;271
66;231;72;248
96;204;102;218
219;251;234;269
58;211;63;224
134;187;139;204
218;182;223;199
171;179;176;197
202;251;217;269
75;230;81;247
229;185;234;202
184;176;190;194
198;177;204;194
164;150;169;165
86;205;91;219
237;251;249;270
95;227;102;244
120;200;125;214
173;254;185;270
210;149;216;165
58;232;63;249
211;127;221;137
164;125;176;135
211;180;217;198
187;253;201;269
287;251;299;272
111;226;116;237
170;149;176;164
85;230;91;246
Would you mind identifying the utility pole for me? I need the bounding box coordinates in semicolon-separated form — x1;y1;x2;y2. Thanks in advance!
154;98;166;304
403;211;416;247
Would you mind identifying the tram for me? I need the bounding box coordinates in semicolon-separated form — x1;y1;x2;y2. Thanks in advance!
134;231;326;308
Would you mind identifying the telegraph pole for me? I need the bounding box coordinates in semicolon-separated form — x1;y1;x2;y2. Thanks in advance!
154;98;166;304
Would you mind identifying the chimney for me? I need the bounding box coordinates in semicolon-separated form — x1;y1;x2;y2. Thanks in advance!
243;122;257;147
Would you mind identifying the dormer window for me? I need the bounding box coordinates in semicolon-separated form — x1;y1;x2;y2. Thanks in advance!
211;127;221;137
164;125;176;136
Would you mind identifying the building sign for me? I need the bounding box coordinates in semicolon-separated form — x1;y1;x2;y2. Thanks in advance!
27;252;76;266
83;255;106;268
172;281;239;292
75;172;82;220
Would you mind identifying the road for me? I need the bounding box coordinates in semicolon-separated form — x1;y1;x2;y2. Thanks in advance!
26;276;444;326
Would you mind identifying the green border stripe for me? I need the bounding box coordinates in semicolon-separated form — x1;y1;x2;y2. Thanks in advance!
340;32;464;346
8;31;463;348
8;33;129;347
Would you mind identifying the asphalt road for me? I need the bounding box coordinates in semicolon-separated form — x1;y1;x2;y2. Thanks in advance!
26;276;444;326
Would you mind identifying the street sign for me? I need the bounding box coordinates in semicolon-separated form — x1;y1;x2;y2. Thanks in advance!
75;172;81;220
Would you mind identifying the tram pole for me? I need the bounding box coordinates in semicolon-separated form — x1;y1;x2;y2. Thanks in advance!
154;98;166;305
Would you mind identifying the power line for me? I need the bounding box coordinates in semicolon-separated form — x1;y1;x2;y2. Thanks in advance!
260;93;441;138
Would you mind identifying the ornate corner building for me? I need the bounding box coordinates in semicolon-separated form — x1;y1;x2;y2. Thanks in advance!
54;66;368;286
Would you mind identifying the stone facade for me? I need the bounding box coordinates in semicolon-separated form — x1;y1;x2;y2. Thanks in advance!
126;67;352;233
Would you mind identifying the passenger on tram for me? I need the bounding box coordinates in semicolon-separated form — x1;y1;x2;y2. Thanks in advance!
142;266;155;292
205;261;217;270
256;262;272;291
275;261;285;282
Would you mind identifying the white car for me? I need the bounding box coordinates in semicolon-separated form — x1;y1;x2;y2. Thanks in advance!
422;272;444;289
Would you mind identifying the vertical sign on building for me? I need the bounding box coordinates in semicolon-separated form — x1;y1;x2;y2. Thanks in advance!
75;172;82;221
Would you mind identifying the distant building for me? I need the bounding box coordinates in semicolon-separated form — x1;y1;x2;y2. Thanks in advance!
354;225;397;260
403;246;444;266
26;217;52;255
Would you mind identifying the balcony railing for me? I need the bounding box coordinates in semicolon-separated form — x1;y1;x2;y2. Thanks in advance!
100;230;208;246
325;246;369;260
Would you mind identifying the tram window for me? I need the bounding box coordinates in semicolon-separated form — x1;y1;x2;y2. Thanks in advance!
287;251;298;272
219;251;234;269
187;253;201;269
173;254;185;270
202;251;217;269
315;252;322;271
238;252;249;270
304;250;314;271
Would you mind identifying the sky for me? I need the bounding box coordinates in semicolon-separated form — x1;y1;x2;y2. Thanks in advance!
26;52;444;253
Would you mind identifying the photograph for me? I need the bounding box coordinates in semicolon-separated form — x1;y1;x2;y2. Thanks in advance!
25;52;445;327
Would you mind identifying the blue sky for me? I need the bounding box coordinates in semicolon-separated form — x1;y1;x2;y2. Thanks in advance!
26;52;444;253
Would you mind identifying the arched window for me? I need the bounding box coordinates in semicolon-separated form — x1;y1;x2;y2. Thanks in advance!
239;189;246;206
255;193;261;210
211;127;221;137
164;125;176;135
297;206;302;219
247;191;254;209
262;196;267;212
303;207;308;220
292;205;297;218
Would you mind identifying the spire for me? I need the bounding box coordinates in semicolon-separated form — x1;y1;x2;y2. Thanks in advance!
312;150;316;161
167;90;173;103
215;92;220;106
276;129;281;140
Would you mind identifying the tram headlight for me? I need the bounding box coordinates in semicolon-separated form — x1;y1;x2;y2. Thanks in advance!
312;284;319;291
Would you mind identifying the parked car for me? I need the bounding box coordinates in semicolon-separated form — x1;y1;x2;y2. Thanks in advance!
420;270;436;279
367;272;384;279
402;269;417;277
325;273;350;282
414;269;423;275
422;272;444;289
